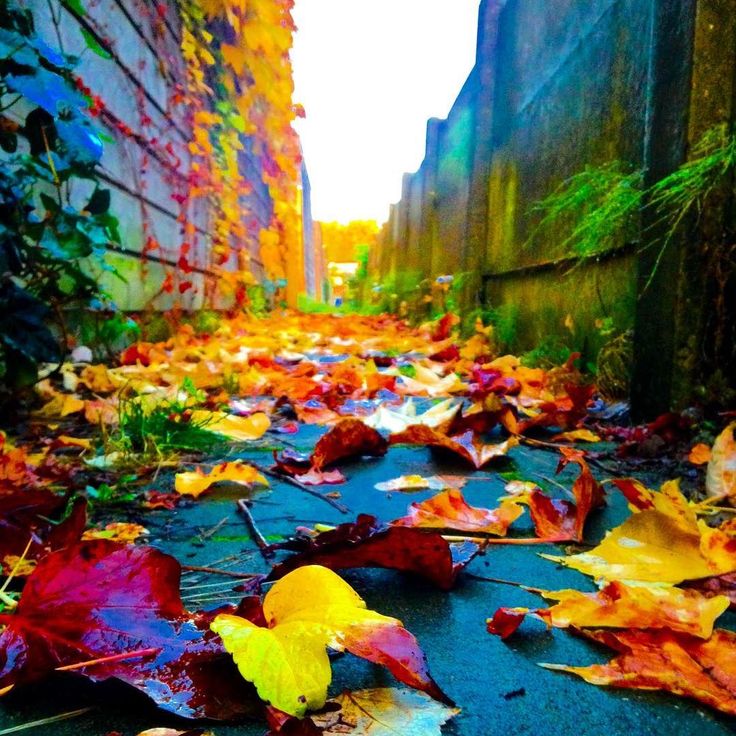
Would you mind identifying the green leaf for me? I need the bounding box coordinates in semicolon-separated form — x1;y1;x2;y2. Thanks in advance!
80;28;111;59
65;0;87;15
85;188;110;215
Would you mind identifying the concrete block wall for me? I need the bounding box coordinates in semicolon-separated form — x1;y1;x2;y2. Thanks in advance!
375;0;736;414
19;0;304;311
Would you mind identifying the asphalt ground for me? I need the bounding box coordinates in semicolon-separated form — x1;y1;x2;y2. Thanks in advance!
2;426;735;736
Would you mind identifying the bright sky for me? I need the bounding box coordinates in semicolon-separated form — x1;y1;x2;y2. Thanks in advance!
291;0;481;225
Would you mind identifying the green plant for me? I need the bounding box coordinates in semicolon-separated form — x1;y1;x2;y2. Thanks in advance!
520;336;573;369
529;162;644;259
0;0;121;391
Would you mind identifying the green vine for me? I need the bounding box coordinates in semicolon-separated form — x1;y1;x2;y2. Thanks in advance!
0;0;121;393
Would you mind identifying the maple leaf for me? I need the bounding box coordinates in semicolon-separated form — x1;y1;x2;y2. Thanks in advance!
211;566;448;717
542;628;736;717
390;426;518;469
487;580;729;640
0;540;258;719
310;419;388;470
175;461;268;498
267;514;478;591
392;488;524;536
706;422;736;503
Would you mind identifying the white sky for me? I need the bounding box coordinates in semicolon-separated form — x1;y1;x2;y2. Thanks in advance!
291;0;481;225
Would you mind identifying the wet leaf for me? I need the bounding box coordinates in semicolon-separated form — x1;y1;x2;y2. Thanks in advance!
374;475;450;492
267;514;478;591
363;398;460;434
310;419;388;470
310;687;460;735
211;566;447;717
542;628;736;716
488;581;729;640
175;461;268;498
389;426;517;469
393;488;524;536
190;410;270;441
0;540;258;720
706;422;736;502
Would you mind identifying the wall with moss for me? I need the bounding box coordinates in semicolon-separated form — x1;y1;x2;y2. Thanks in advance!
374;0;736;412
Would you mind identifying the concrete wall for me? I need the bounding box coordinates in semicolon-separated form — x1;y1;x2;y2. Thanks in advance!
375;0;736;414
20;0;309;311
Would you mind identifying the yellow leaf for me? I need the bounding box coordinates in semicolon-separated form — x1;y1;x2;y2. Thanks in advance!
544;508;736;584
174;461;268;498
551;429;601;443
211;566;428;717
706;422;736;502
34;393;85;418
190;410;270;441
210;616;332;716
689;442;712;465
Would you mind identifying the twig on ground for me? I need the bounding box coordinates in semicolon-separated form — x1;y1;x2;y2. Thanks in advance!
180;564;261;579
237;499;275;560
0;708;95;735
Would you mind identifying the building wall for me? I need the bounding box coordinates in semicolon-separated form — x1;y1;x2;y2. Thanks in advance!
20;0;308;311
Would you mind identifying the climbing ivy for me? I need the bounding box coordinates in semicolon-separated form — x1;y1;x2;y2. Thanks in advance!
0;0;120;390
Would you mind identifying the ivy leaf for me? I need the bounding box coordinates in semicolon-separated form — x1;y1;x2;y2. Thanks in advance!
80;27;112;59
84;187;110;215
211;565;449;717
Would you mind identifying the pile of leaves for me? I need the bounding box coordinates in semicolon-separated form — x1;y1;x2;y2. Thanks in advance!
1;311;735;733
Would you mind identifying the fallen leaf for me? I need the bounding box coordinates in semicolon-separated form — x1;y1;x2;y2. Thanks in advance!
34;393;86;419
267;514;478;591
211;566;447;717
706;422;736;502
175;461;268;498
685;572;736;610
543;508;736;583
190;410;271;441
363;398;460;434
374;475;449;492
0;540;258;719
390;426;518;469
310;419;388;470
551;429;601;443
542;627;736;717
487;581;729;640
310;687;460;735
0;492;86;574
689;443;712;465
82;522;149;543
392;488;523;536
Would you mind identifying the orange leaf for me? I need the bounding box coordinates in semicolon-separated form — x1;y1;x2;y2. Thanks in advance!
175;461;268;499
706;422;736;502
542;628;736;717
689;442;712;465
392;488;524;536
488;581;729;640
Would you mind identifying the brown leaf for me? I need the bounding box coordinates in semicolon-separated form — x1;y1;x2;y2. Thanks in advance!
389;426;517;469
311;419;388;470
